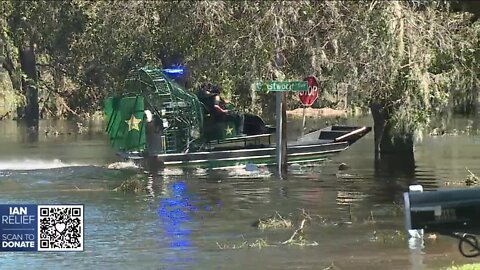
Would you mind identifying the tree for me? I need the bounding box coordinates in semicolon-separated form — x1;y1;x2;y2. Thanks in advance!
7;1;41;124
0;0;477;159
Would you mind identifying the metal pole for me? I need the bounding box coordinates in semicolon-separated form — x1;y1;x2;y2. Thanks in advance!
274;13;287;178
281;92;287;175
275;91;287;177
302;106;306;136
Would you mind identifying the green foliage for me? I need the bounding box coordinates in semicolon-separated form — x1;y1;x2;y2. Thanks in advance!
0;0;477;135
0;70;23;118
315;1;477;135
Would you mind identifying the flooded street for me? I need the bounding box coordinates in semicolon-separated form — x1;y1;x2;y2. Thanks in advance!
0;117;479;269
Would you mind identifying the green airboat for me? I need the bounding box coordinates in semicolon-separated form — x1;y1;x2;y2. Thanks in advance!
104;67;370;169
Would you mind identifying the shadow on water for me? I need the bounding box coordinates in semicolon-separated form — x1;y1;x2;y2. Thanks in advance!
373;152;440;193
371;153;418;203
18;120;39;144
374;153;416;179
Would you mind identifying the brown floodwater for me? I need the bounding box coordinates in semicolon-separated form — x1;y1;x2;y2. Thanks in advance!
0;116;479;269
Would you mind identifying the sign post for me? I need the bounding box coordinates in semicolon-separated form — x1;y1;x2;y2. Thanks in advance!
275;91;286;177
256;80;308;177
299;76;319;134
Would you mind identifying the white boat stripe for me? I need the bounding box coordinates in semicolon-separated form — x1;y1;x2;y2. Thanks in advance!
162;148;345;165
155;142;348;158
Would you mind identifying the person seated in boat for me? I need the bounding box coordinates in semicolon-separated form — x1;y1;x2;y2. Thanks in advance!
196;83;217;112
197;83;245;135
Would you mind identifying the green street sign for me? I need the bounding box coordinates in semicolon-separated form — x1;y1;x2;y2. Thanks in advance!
256;81;308;92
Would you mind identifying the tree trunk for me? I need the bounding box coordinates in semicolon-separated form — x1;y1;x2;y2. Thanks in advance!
379;123;414;154
19;42;38;125
52;65;66;118
473;85;480;134
370;103;414;157
370;103;387;155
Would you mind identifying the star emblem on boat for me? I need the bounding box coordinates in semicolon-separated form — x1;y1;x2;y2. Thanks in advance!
225;125;233;136
125;114;142;131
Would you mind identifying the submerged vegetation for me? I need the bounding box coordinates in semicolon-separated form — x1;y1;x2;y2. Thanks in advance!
218;209;319;249
253;211;293;230
218;205;412;250
465;168;480;186
113;175;147;193
0;1;478;152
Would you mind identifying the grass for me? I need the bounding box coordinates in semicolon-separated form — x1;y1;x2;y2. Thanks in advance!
447;263;480;270
281;218;319;246
216;237;271;250
113;178;145;193
370;230;406;244
218;209;321;250
253;212;293;230
465;167;479;186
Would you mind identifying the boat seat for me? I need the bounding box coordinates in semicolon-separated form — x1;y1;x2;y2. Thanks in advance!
203;116;238;140
331;125;361;132
200;102;212;116
318;130;350;140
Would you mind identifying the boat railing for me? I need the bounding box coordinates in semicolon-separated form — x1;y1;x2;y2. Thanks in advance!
206;133;273;148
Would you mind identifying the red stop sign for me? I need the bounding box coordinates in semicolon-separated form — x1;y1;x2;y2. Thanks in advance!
299;76;319;107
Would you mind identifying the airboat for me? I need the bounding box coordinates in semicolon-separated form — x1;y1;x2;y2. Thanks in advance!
104;67;371;169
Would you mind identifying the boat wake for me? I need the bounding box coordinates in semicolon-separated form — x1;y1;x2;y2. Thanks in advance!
0;159;85;171
106;161;139;170
226;164;272;178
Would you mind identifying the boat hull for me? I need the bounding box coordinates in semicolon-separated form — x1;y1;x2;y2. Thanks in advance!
120;125;371;170
126;141;349;170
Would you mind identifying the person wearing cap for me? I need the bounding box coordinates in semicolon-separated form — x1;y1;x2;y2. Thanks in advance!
197;83;245;136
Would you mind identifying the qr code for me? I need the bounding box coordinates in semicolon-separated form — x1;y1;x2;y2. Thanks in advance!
37;205;84;251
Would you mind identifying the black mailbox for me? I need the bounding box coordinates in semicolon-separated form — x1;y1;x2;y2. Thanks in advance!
404;188;480;234
404;187;480;257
